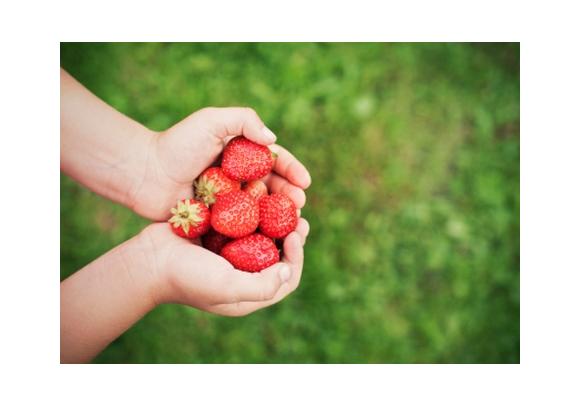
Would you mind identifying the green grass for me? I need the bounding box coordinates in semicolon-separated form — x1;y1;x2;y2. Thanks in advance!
60;43;519;363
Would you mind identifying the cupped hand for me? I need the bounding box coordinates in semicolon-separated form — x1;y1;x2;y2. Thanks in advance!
130;107;311;221
139;219;310;316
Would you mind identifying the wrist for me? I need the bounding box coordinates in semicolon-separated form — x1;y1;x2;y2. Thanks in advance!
131;223;174;305
124;127;161;215
60;227;166;362
115;225;164;310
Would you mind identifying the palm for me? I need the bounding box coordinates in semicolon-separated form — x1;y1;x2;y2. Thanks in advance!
131;112;224;221
132;107;313;316
131;108;311;222
145;221;309;316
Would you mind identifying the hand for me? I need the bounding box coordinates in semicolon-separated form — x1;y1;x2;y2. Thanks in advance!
131;108;312;316
60;214;310;363
139;219;310;316
130;107;312;221
61;74;315;359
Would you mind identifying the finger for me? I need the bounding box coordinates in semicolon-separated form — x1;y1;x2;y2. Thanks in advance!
199;107;276;145
295;218;310;245
216;262;292;304
211;232;305;316
282;231;304;267
263;173;307;208
269;144;311;189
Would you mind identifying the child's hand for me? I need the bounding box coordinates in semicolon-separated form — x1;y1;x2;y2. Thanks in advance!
139;219;310;316
130;107;311;221
61;70;314;360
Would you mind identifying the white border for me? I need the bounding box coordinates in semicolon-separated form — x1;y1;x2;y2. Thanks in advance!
2;0;580;404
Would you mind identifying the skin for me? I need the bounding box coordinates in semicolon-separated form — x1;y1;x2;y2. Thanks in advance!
60;69;312;363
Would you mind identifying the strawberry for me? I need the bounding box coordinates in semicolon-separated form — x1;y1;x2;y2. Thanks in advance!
202;228;231;254
221;136;276;181
194;167;240;206
259;193;298;239
168;198;211;239
211;190;259;238
220;233;280;272
243;180;268;201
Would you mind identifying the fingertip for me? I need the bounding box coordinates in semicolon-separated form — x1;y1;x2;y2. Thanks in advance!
282;232;305;291
303;171;312;189
291;164;312;190
244;124;273;146
264;173;306;208
296;218;310;244
245;126;276;146
211;107;275;146
292;188;306;209
270;145;311;189
283;231;303;263
286;231;302;247
243;108;274;146
262;126;277;144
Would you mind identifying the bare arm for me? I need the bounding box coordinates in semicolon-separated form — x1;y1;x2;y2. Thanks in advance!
60;69;310;221
60;70;312;362
60;221;309;363
60;229;158;363
60;68;154;211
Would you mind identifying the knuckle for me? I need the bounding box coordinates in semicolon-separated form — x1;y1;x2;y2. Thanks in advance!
243;106;257;115
261;278;279;301
243;107;260;122
197;106;218;117
281;181;293;196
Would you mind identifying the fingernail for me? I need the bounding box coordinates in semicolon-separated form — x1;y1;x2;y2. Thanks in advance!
262;126;277;143
303;172;312;189
279;264;291;283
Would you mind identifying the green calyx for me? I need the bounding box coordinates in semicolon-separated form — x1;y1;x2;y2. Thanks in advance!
168;200;203;233
193;178;217;206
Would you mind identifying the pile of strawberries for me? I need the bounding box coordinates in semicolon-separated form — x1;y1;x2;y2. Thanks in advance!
168;136;298;272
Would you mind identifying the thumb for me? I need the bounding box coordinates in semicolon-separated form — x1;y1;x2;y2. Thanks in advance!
198;107;277;145
219;262;292;303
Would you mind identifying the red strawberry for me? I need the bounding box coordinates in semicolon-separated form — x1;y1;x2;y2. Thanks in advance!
202;228;231;254
259;193;298;239
220;233;280;272
194;167;240;206
211;190;259;238
221;136;276;181
243;180;268;200
168;198;211;239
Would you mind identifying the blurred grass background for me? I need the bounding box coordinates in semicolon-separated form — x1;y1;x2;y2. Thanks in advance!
60;43;519;363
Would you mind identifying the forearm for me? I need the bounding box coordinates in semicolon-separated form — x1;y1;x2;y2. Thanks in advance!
60;230;160;363
60;68;156;209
